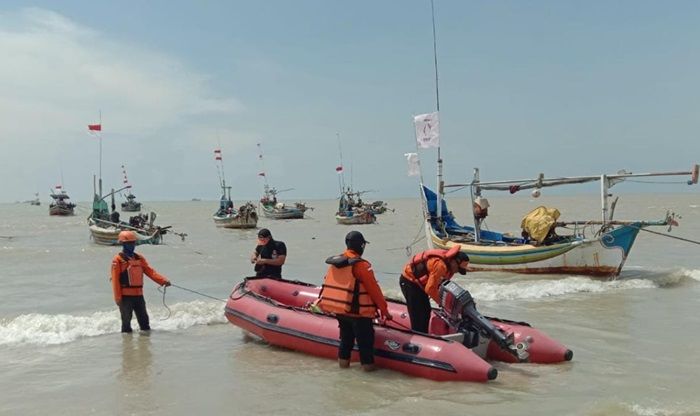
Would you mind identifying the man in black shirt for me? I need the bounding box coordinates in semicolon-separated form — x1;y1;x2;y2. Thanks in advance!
250;228;287;279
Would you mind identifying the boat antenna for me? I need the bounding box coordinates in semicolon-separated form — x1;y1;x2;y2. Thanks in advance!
97;110;103;198
214;143;225;191
336;132;346;194
430;0;444;222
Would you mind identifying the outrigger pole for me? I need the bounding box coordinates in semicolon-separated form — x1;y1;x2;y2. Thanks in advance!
447;165;699;229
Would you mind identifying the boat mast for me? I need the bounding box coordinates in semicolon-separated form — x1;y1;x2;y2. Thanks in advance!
98;110;102;198
472;168;481;242
257;142;270;196
431;0;444;223
336;132;346;194
600;174;609;227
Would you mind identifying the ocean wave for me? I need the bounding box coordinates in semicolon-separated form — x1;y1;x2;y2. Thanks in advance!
624;402;699;416
0;300;227;346
464;277;657;302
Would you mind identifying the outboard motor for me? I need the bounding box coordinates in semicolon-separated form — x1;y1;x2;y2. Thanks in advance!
439;280;529;362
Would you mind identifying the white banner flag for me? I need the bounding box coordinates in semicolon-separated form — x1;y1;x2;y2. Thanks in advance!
404;153;420;176
413;112;440;148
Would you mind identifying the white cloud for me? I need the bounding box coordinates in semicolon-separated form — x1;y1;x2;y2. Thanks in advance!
0;8;244;201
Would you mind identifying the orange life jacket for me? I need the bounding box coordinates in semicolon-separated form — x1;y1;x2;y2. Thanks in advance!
408;246;460;288
116;253;144;288
317;255;377;318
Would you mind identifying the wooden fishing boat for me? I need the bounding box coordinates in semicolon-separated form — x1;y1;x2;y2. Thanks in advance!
88;189;175;245
335;210;376;225
121;193;141;212
86;120;182;245
225;277;572;382
48;187;75;216
120;165;142;212
335;188;377;225
29;193;41;206
213;202;258;229
419;166;698;277
259;186;310;220
212;147;258;229
256;144;311;220
87;220;165;245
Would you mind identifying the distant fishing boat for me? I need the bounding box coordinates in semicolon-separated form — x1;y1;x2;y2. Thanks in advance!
29;193;41;206
86;120;182;245
256;143;311;219
120;164;142;212
335;188;376;225
212;148;258;229
333;134;376;225
48;185;75;216
260;186;310;220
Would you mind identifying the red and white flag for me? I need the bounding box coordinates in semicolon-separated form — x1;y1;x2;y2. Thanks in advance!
88;124;101;131
214;149;222;161
335;165;343;174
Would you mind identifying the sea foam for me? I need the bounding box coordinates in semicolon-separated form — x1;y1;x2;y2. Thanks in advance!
0;300;226;346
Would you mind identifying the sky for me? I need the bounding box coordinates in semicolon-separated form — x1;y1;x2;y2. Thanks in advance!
1;1;699;203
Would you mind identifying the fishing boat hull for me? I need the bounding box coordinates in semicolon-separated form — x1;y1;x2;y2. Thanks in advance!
213;213;258;229
428;225;640;277
49;205;75;216
261;205;305;220
335;212;376;225
224;278;571;382
88;221;163;245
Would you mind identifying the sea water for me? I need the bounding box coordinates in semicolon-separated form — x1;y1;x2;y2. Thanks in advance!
1;194;699;415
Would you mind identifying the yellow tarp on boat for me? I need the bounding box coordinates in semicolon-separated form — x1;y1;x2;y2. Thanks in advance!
521;206;560;244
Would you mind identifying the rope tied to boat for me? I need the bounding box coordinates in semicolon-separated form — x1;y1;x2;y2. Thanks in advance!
157;283;227;320
386;221;425;257
634;226;700;245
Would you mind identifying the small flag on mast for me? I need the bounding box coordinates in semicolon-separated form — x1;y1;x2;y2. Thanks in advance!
214;149;222;161
335;165;343;173
88;124;102;131
413;112;440;149
258;172;266;177
404;153;420;176
121;165;129;186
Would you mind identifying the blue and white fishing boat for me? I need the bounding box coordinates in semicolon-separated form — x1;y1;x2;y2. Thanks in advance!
420;165;698;277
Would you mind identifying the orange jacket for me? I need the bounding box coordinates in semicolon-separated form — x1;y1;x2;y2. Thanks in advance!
318;249;389;318
111;252;169;301
402;255;454;303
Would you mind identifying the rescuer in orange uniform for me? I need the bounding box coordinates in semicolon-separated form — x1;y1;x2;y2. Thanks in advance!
111;231;171;333
317;231;392;371
400;246;470;333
